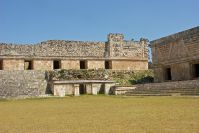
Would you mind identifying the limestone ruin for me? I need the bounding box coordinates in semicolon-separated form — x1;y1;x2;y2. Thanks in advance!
0;34;149;97
0;34;148;71
1;27;199;98
150;26;199;82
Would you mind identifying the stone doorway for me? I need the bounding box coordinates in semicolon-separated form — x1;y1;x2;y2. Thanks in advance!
79;84;86;94
165;67;172;81
0;60;3;70
24;60;33;70
193;63;199;78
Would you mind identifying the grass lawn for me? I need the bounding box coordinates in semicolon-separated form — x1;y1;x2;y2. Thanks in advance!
0;95;199;133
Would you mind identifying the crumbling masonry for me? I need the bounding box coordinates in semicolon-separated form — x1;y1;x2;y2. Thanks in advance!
0;34;148;71
150;26;199;82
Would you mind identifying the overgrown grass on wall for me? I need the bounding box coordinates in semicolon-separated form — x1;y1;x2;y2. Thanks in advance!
48;69;154;85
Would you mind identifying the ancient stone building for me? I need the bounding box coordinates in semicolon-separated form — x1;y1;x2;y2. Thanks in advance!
150;26;199;82
0;34;148;71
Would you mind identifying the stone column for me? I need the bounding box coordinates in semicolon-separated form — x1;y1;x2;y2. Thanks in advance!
59;88;66;97
92;84;101;95
104;83;115;95
86;84;92;94
74;84;80;96
53;85;65;97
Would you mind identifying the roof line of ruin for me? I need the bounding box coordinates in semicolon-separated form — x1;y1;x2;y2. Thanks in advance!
0;40;107;46
150;26;199;46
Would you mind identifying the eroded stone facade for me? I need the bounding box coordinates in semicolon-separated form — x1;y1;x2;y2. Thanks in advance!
0;34;148;70
0;71;48;98
150;26;199;82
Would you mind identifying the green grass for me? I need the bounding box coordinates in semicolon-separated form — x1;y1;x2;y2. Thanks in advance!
0;96;199;133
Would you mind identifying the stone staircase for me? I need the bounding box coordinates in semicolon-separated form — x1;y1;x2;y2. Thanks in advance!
125;88;199;96
124;80;199;96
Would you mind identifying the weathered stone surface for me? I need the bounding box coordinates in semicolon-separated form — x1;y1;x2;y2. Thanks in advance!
124;79;199;96
61;60;80;70
0;70;48;98
3;59;24;70
0;34;148;71
150;26;199;82
34;60;53;70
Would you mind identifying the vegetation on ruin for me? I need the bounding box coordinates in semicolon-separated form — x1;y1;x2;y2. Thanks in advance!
0;96;199;133
48;69;154;85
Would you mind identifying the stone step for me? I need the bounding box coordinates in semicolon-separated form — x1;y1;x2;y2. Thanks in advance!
126;90;199;94
126;92;199;96
181;93;199;95
125;88;199;96
125;93;171;96
128;88;199;91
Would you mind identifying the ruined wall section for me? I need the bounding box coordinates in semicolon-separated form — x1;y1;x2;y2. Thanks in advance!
151;26;199;82
0;34;149;70
107;33;148;60
0;35;148;61
0;44;34;57
0;41;106;58
151;26;199;65
0;71;48;98
34;40;105;57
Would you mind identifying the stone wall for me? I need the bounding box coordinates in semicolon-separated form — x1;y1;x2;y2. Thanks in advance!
151;26;199;65
34;60;53;70
112;60;148;70
3;59;24;70
0;70;48;98
87;60;105;69
61;60;80;69
0;41;105;58
171;62;191;81
108;33;148;59
150;26;199;82
0;39;148;60
0;34;148;71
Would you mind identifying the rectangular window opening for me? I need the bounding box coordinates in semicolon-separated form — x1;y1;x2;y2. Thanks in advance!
80;60;87;69
165;67;171;81
53;60;61;69
24;60;33;70
105;61;112;69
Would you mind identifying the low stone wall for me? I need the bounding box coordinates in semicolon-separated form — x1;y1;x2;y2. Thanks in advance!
0;70;49;98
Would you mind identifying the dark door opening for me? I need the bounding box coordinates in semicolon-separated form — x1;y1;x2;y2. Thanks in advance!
193;64;199;78
105;61;112;69
165;68;172;80
79;84;86;94
24;60;33;70
53;60;61;69
0;60;3;70
80;60;87;69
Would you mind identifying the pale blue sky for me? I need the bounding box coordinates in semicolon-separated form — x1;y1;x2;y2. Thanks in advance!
0;0;199;44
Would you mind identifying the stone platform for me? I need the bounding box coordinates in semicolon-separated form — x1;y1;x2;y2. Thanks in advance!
51;80;115;97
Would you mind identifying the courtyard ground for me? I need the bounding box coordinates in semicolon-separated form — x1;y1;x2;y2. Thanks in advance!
0;95;199;133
